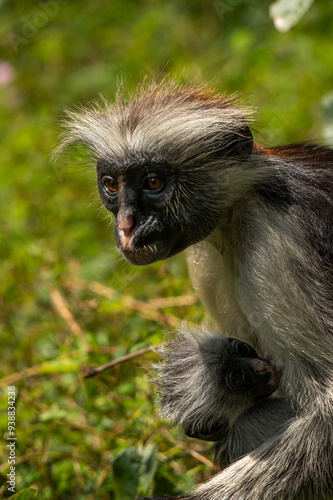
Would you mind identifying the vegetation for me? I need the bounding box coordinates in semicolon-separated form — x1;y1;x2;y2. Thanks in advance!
0;0;331;497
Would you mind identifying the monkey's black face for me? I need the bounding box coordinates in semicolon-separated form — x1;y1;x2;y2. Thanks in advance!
211;338;281;399
97;159;218;265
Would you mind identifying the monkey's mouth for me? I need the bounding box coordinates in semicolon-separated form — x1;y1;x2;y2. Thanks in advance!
120;242;167;265
254;366;281;397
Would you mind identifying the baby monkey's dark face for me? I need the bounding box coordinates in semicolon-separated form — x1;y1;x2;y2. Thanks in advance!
154;328;282;444
184;337;281;442
214;338;281;399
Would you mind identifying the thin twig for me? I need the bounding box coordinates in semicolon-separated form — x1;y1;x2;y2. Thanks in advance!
186;447;219;472
83;346;155;378
159;427;219;472
66;278;194;327
86;465;110;500
49;288;86;342
0;349;86;389
149;295;198;308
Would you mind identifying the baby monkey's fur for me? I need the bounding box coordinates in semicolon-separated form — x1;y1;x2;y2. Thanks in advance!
153;326;294;468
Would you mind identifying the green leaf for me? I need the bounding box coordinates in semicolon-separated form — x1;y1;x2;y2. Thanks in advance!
38;405;68;421
270;0;316;32
113;446;141;500
139;444;158;490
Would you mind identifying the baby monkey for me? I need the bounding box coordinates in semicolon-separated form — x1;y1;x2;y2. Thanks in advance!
154;326;295;467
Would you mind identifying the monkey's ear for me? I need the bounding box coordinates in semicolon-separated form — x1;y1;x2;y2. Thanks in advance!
184;420;229;442
223;123;253;160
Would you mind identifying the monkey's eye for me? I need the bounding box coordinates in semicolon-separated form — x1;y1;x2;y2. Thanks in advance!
234;341;252;357
233;340;258;358
143;174;164;192
102;176;118;194
228;369;245;388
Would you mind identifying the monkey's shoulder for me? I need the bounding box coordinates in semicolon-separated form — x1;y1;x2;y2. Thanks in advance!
261;143;333;167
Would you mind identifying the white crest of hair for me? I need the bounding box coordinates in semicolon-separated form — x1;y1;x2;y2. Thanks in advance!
54;79;252;164
54;79;281;234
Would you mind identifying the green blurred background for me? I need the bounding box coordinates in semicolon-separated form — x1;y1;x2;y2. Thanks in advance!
0;1;332;498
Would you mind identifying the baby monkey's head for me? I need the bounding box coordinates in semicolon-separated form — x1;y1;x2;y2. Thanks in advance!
153;326;281;441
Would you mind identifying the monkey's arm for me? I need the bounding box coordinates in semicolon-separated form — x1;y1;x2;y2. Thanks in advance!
138;405;332;500
213;397;295;467
137;399;295;500
183;396;294;468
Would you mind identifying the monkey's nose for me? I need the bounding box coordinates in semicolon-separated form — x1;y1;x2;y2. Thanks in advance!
251;359;271;374
118;213;138;249
118;214;136;237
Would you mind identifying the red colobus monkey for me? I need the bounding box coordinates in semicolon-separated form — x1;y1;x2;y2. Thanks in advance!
56;80;333;499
